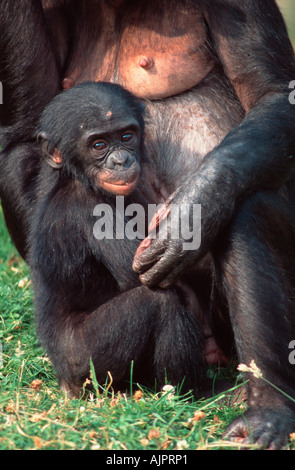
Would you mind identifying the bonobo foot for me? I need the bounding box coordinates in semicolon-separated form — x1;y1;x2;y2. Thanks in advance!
223;407;294;449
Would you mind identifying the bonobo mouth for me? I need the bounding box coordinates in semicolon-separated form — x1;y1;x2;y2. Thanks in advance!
98;164;140;196
101;173;139;196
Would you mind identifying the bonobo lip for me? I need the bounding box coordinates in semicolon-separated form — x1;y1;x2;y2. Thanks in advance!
100;173;139;196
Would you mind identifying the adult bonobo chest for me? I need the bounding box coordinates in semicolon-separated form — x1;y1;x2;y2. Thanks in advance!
43;0;244;197
44;0;214;100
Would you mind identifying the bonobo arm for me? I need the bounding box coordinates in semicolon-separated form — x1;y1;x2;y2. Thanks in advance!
133;0;295;287
0;0;60;143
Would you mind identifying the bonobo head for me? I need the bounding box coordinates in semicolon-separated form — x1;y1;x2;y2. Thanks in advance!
36;82;145;196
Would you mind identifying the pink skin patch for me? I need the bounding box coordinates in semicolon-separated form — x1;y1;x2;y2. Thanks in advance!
148;204;171;233
52;149;63;165
134;237;152;258
134;204;171;259
139;56;154;70
62;77;75;90
205;336;229;364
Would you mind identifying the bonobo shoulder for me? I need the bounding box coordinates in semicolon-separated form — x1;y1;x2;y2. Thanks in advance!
29;185;102;282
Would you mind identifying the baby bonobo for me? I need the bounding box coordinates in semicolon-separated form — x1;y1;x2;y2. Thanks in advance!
29;82;203;398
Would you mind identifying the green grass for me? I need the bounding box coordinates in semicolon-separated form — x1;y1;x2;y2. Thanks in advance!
0;204;293;451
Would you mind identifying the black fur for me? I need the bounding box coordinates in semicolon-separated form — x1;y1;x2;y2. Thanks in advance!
29;82;204;397
1;0;295;449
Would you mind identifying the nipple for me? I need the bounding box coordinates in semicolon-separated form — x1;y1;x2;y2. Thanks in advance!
139;56;154;70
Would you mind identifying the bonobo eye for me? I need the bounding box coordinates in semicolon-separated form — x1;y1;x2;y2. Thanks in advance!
93;140;107;152
121;132;134;143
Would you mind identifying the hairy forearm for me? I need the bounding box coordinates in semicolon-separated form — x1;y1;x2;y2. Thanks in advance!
0;1;60;136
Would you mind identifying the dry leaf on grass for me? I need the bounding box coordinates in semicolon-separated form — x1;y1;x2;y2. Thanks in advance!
30;379;43;391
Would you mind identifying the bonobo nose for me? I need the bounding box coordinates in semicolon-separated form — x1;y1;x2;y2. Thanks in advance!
107;150;133;169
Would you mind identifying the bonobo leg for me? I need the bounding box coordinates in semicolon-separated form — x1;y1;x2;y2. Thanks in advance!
37;286;204;397
212;191;295;449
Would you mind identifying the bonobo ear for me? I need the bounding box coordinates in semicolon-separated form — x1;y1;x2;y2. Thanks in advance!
37;132;63;169
48;148;63;169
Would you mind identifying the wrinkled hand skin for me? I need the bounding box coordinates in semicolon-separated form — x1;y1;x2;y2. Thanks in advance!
223;407;294;450
132;160;236;288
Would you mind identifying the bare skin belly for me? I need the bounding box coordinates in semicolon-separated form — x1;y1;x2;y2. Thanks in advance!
140;76;244;197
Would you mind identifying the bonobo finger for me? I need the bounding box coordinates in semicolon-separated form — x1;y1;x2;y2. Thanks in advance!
138;251;177;287
139;262;170;287
133;237;153;260
132;238;166;274
138;242;184;287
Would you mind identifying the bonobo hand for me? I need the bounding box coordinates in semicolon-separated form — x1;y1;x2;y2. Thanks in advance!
133;158;236;288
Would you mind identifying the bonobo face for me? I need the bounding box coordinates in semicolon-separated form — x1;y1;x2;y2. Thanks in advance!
36;82;145;197
80;119;141;196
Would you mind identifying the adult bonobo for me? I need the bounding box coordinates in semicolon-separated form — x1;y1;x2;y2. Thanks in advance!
0;0;295;449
